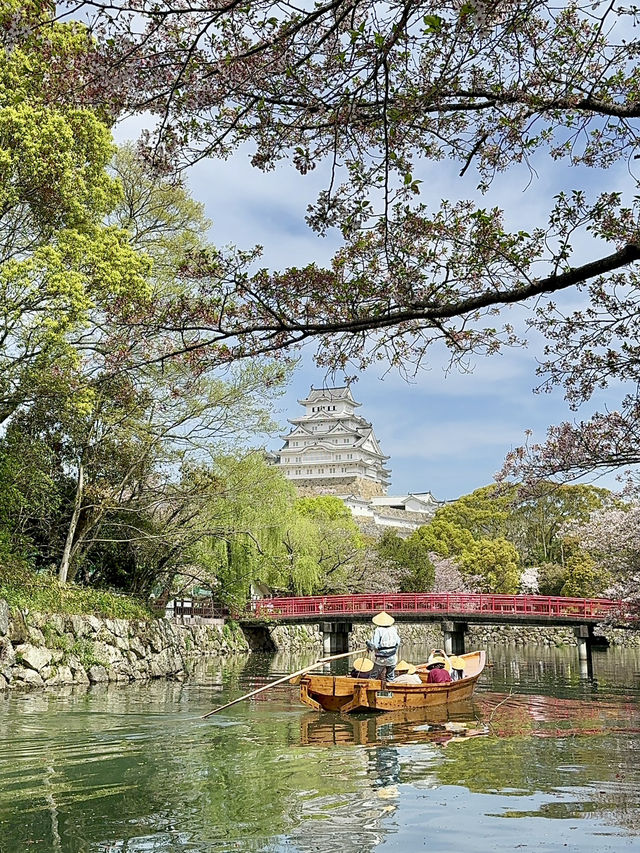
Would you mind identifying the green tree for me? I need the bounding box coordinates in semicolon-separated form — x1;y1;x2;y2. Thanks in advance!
377;529;435;592
282;496;366;595
0;8;149;423
512;483;616;566
561;553;611;599
433;485;518;542
410;518;475;559
460;537;521;594
537;563;569;597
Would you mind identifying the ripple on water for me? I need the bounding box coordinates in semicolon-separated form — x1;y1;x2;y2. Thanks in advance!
0;644;639;853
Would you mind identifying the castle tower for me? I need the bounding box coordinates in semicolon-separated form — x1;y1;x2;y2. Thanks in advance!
276;386;390;498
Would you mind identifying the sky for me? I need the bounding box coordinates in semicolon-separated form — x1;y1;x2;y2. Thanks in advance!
117;118;632;502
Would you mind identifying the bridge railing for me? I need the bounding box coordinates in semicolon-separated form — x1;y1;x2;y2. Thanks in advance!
251;593;624;620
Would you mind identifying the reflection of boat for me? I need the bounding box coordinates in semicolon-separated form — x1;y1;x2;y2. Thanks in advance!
300;704;486;747
299;650;486;713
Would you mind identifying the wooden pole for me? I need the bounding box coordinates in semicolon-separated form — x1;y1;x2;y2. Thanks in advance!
201;647;367;719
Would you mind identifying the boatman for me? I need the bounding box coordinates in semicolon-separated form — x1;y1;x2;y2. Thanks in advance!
367;611;401;683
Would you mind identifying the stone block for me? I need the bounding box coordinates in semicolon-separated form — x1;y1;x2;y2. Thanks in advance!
128;636;146;658
27;627;45;646
49;665;73;685
8;613;28;644
113;634;130;651
94;641;123;665
70;615;95;637
86;616;102;634
13;666;44;688
14;643;52;673
72;667;90;685
0;636;15;667
0;600;9;637
87;665;109;683
46;614;65;634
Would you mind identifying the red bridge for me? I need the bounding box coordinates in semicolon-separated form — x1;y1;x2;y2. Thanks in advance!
250;593;625;626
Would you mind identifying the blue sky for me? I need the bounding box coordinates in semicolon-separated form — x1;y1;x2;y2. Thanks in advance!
118;124;630;501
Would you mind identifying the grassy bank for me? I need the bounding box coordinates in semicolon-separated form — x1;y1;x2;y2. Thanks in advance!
0;563;153;620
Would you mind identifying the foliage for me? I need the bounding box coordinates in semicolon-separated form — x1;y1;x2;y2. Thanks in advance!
36;0;640;492
561;506;640;604
0;561;152;618
536;563;569;597
459;537;521;594
377;529;435;592
433;485;517;542
560;552;611;599
194;475;368;604
0;7;150;423
409;517;474;558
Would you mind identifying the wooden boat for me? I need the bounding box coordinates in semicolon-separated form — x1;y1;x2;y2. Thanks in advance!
299;650;486;713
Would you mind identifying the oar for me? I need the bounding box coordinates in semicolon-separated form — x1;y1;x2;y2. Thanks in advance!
201;647;367;718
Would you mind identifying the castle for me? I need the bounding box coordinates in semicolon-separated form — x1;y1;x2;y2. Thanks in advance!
275;386;439;531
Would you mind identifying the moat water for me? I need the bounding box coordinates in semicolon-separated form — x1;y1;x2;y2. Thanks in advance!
1;643;639;852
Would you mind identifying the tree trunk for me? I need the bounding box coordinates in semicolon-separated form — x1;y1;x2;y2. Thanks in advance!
59;459;84;584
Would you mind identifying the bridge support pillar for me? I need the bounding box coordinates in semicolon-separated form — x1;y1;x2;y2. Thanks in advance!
574;624;593;679
442;621;467;656
321;622;352;655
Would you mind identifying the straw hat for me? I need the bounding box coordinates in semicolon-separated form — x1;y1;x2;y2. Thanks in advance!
426;654;447;669
352;658;374;673
449;656;465;670
395;660;417;675
372;611;395;627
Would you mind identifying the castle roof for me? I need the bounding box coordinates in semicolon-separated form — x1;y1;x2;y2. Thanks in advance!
298;386;361;407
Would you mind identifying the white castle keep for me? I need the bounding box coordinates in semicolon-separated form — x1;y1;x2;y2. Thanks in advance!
276;386;390;497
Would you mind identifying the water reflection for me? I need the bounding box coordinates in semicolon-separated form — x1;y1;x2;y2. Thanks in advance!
300;704;488;748
0;643;639;853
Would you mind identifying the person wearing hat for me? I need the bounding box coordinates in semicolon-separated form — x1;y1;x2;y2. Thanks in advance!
449;656;465;681
393;660;422;685
350;658;374;679
367;611;401;683
425;654;452;684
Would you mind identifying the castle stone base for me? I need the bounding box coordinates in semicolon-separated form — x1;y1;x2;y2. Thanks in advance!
293;476;385;499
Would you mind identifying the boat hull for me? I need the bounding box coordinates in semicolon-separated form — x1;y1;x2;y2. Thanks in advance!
299;650;486;713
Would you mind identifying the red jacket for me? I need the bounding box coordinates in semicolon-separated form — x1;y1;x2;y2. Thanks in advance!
426;667;452;684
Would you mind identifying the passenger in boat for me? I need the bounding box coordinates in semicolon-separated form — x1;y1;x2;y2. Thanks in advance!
449;656;465;681
367;611;401;683
393;661;422;685
350;658;374;679
425;655;452;684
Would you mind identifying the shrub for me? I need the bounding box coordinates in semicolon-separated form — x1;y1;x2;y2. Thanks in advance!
0;563;153;619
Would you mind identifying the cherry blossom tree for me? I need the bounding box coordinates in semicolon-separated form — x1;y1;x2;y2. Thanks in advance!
7;0;640;483
561;507;640;608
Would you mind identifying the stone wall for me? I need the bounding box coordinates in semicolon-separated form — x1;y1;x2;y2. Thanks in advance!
242;622;323;653
246;620;640;658
351;621;640;651
350;621;443;649
467;623;640;647
293;477;384;499
0;599;248;691
269;623;323;652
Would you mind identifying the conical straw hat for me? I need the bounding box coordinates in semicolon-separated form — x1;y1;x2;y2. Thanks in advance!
395;660;417;674
372;611;395;627
449;656;465;670
352;658;374;673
